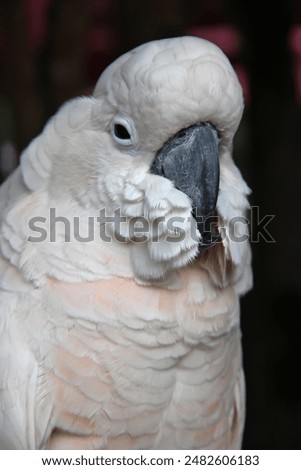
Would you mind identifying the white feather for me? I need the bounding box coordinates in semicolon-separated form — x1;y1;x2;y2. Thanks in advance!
0;36;251;449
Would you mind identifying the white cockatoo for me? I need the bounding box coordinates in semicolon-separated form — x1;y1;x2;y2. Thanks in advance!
0;36;252;450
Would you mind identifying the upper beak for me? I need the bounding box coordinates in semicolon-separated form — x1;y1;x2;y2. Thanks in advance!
150;123;220;249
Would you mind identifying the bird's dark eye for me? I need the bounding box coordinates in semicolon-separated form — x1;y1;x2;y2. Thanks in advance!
114;124;131;140
111;116;136;147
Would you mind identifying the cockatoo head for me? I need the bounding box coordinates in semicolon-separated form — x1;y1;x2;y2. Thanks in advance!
91;36;243;229
20;36;251;287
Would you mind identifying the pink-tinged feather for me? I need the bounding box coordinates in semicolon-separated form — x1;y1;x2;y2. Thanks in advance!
0;36;251;450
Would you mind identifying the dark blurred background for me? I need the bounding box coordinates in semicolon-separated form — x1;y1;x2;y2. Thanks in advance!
0;0;301;450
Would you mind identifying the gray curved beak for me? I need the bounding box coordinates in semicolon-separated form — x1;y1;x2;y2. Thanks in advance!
150;123;220;249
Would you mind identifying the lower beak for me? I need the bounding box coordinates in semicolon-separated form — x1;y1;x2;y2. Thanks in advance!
150;123;220;249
